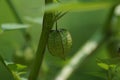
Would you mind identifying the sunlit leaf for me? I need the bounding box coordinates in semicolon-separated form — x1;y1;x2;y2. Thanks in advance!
8;63;27;72
12;72;21;80
7;63;27;80
96;58;118;70
97;62;109;70
45;2;112;12
1;23;30;31
16;64;27;71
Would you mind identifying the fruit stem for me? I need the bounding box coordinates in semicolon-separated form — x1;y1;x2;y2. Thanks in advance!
55;20;58;31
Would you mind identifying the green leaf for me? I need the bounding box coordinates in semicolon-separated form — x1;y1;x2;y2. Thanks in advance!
96;58;118;70
8;63;27;72
16;64;27;71
45;2;112;12
12;72;21;80
1;23;30;31
0;56;14;80
97;62;110;70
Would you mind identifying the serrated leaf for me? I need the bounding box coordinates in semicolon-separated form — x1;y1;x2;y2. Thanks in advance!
45;2;112;12
1;23;30;31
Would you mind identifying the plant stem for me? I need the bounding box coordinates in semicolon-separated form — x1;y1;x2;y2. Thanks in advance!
107;67;114;80
105;3;119;35
28;0;54;80
106;3;120;57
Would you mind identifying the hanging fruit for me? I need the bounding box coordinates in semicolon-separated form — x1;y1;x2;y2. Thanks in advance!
47;29;72;59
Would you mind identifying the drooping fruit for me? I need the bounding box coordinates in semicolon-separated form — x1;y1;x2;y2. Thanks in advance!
47;29;72;59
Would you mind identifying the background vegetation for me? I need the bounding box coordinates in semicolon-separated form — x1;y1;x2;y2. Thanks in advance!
0;0;120;80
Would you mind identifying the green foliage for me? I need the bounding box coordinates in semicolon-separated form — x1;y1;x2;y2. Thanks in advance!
8;63;27;80
97;58;117;70
0;55;14;80
0;0;120;80
97;58;120;80
0;24;30;32
8;64;27;72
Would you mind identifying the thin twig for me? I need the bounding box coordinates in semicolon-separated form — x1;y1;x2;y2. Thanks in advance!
5;0;23;23
5;0;31;44
55;11;68;21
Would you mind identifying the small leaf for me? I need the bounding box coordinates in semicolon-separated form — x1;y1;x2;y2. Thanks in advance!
96;58;117;70
1;23;30;31
16;64;27;71
97;62;109;70
12;72;21;80
8;63;27;72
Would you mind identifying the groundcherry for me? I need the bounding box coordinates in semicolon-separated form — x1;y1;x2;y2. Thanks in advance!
47;29;72;59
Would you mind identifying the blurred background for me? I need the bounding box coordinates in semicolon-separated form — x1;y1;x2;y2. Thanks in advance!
0;0;120;80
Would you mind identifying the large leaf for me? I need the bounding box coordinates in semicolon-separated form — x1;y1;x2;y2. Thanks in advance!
45;2;112;12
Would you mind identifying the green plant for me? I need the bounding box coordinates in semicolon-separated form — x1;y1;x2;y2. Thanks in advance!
0;0;120;80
